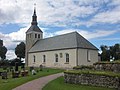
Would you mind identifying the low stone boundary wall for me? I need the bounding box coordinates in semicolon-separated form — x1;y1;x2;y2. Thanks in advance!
94;63;120;73
64;72;120;89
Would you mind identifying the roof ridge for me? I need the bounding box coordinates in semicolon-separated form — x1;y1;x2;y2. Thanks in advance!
40;31;77;41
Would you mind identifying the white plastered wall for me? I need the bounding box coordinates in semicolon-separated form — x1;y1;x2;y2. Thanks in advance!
28;49;77;68
77;49;98;65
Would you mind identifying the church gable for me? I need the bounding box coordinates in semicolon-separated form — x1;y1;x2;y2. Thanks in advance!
75;32;98;50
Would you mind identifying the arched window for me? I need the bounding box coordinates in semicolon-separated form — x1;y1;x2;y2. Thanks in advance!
87;50;91;62
33;55;36;63
43;55;46;62
66;53;69;63
55;54;58;62
38;34;40;38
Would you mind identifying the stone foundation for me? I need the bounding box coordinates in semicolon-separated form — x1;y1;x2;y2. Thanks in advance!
64;72;120;89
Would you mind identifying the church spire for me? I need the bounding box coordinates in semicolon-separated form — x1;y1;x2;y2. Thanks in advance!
31;4;37;25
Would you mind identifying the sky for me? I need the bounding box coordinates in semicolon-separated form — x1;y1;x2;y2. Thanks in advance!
0;0;120;60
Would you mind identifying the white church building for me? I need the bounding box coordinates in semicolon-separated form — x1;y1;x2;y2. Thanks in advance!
25;8;98;68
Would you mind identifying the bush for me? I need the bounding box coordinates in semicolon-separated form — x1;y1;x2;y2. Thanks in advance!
93;60;120;65
73;65;94;70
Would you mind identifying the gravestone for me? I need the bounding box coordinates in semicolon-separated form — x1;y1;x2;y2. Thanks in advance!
30;67;34;72
0;72;2;76
1;72;7;79
12;70;19;78
21;70;28;77
15;62;18;71
21;64;25;70
3;66;7;70
40;65;43;71
32;69;36;75
9;66;13;72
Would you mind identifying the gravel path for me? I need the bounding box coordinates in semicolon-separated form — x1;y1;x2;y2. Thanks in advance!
12;73;63;90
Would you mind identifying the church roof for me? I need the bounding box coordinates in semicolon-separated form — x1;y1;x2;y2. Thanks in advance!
29;32;98;53
26;25;43;33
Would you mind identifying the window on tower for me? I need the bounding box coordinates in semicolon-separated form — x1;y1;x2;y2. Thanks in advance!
35;34;37;38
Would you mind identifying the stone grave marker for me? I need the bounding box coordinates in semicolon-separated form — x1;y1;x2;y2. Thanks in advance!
1;71;7;79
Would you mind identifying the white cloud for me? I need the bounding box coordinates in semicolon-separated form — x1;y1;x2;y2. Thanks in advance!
44;29;119;40
86;1;120;26
108;0;120;6
0;27;28;50
54;29;76;35
0;0;99;26
91;7;120;24
0;0;120;27
98;37;120;41
79;30;118;39
7;27;28;41
0;32;6;38
6;50;16;60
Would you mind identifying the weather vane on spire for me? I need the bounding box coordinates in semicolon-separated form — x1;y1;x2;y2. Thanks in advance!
34;3;36;10
33;3;36;15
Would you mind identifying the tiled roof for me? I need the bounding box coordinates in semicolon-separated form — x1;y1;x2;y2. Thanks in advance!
26;25;43;33
29;32;98;53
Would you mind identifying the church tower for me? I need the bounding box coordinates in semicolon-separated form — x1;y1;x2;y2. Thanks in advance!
25;6;43;66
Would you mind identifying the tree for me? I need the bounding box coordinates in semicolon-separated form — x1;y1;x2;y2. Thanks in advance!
100;43;120;61
0;39;7;60
113;44;120;60
10;58;23;66
100;45;110;61
15;42;25;60
109;46;114;59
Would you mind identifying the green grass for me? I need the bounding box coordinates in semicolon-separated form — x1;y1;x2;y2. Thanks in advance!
0;68;63;90
43;76;115;90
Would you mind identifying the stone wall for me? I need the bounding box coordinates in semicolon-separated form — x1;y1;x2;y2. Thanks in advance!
64;73;120;89
94;63;120;73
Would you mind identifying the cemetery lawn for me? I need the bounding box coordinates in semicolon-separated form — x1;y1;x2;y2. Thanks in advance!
43;77;115;90
0;68;63;90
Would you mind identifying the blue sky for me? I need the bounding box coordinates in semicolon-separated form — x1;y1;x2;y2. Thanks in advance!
0;0;120;59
